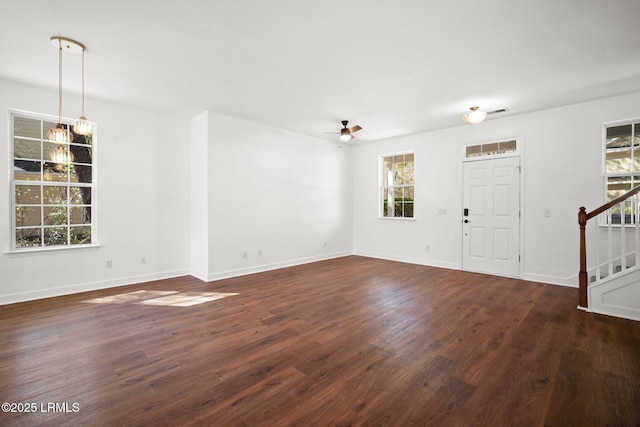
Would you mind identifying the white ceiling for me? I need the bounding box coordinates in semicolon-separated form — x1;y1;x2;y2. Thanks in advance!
1;0;640;143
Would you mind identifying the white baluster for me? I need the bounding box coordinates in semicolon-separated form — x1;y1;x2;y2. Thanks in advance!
608;207;613;278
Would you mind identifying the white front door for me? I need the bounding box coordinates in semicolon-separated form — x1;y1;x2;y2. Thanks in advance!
462;156;520;277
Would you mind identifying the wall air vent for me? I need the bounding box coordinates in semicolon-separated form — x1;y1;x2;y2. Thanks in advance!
487;108;509;115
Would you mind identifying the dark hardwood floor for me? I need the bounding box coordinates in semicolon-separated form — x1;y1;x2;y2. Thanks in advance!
1;256;639;426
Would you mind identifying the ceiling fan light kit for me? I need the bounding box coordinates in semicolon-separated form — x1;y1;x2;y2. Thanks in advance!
338;120;362;142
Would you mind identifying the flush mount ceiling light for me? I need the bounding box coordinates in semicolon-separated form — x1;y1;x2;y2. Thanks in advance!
462;106;488;125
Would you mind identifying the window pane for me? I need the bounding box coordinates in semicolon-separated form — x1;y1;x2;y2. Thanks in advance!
634;152;640;173
403;168;415;185
43;141;59;158
16;205;41;227
14;138;42;160
500;140;517;153
394;202;403;217
394;168;404;185
70;144;93;165
466;145;482;157
13;116;41;138
483;143;499;155
405;186;414;201
607;176;637;200
71;226;91;245
43;121;61;141
606;125;632;148
16;228;41;248
43;186;68;204
383;200;391;217
16;185;40;204
70;186;90;205
14;160;41;181
404;202;414;218
404;153;414;166
70;206;91;225
44;227;68;246
44;206;69;226
72;165;92;183
606;149;632;173
43;162;69;182
394;187;404;200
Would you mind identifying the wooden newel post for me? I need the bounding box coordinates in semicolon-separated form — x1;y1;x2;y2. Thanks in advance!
578;207;588;309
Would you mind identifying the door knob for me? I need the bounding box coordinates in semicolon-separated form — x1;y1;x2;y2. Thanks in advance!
463;219;469;223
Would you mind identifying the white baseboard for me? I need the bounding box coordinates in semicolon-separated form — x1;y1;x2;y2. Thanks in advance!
200;251;353;282
352;250;460;270
0;269;190;306
521;272;577;287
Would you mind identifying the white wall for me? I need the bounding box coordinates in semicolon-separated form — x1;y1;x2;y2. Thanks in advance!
1;80;353;304
0;79;191;304
352;91;640;286
190;111;210;280
192;111;353;280
3;74;639;303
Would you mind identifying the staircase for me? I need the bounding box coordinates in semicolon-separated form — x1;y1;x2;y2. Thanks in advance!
579;186;640;321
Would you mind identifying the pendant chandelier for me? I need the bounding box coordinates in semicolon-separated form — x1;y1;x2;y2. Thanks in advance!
47;36;90;163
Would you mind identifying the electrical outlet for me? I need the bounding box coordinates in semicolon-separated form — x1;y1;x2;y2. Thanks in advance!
140;257;146;265
242;251;247;259
106;260;113;268
258;249;262;256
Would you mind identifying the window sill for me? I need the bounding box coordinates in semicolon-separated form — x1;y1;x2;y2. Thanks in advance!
378;217;416;221
6;243;101;256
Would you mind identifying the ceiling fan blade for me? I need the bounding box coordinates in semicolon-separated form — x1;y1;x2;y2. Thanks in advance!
349;125;362;133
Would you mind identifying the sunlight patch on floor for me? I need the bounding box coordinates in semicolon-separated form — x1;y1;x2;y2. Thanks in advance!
84;290;239;307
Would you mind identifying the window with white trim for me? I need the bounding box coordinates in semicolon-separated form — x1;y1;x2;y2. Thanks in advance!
11;111;95;250
605;121;640;200
381;153;414;218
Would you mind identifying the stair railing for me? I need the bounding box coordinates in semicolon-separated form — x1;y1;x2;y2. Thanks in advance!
579;185;640;309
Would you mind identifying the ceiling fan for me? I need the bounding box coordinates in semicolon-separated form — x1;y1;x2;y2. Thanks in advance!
327;120;363;142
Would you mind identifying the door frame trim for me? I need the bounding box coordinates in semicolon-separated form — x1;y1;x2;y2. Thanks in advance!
461;134;525;278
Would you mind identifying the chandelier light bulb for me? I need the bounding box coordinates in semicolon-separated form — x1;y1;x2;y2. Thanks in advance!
47;123;71;144
50;145;74;164
73;116;93;135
